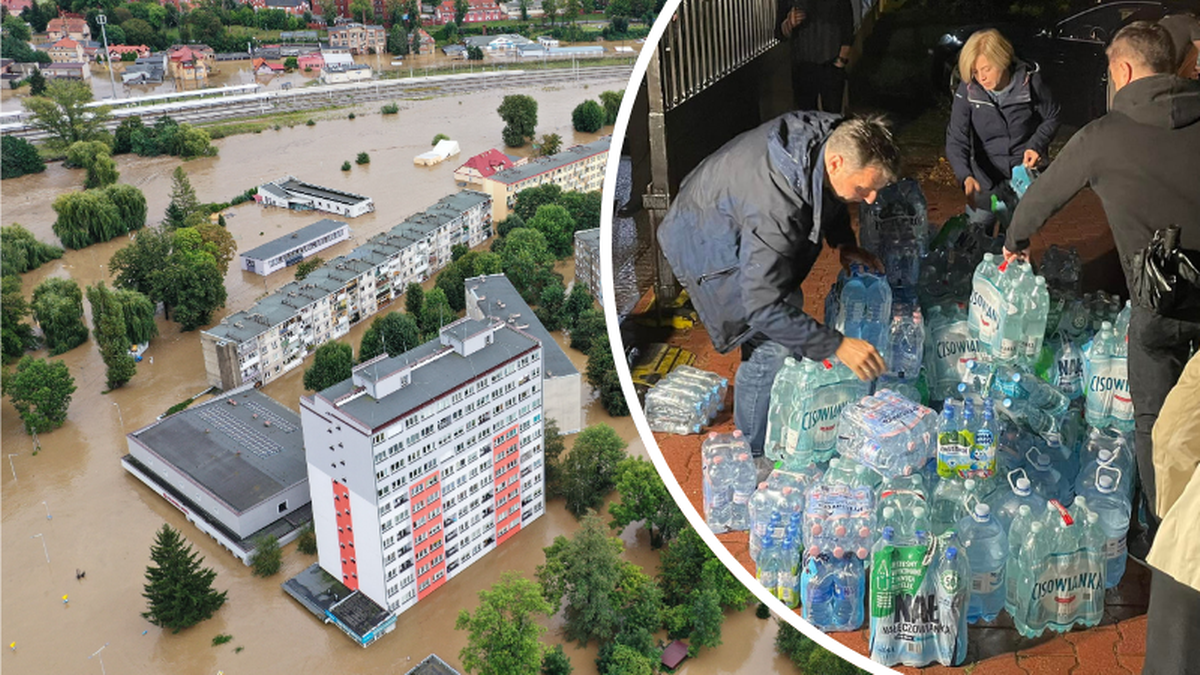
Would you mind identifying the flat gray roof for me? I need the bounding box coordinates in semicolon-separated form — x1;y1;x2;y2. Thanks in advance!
315;324;539;431
205;190;490;344
441;317;491;343
465;274;577;380
575;227;600;249
488;137;609;186
278;178;371;206
241;218;348;262
130;390;307;513
404;655;462;675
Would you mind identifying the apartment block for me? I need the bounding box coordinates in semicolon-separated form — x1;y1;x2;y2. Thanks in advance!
240;219;351;276
573;228;602;308
478;136;610;221
299;318;547;612
327;22;386;55
201;191;491;390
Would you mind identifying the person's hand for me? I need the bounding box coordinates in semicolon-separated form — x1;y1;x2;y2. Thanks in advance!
1023;149;1041;168
838;245;883;273
782;8;804;35
836;337;886;381
1002;246;1028;264
963;176;981;201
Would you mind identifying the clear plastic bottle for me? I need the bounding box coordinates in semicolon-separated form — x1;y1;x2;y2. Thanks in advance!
778;536;800;608
1079;470;1131;588
728;452;756;530
1085;322;1115;428
1005;504;1035;615
958;503;1008;623
833;556;866;630
1025;277;1051;359
937;401;963;478
704;455;734;532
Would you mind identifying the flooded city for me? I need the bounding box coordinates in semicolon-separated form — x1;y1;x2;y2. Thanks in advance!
1;79;800;674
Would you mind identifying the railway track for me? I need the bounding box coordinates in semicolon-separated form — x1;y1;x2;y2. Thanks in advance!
2;65;634;141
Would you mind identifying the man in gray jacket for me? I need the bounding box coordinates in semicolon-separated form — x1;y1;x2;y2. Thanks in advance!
1003;22;1200;557
657;113;900;461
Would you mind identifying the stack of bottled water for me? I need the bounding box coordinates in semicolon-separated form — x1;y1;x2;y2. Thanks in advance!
1083;307;1133;432
858;178;930;300
757;531;804;609
1009;501;1107;638
869;530;970;667
1036;332;1086;400
936;397;998;479
931;477;983;534
1085;291;1124;333
1076;465;1132;588
764;357;868;465
878;302;926;401
748;481;806;560
798;479;874;631
643;366;727;434
956;503;1009;623
924;304;983;401
1075;428;1135;500
969;257;1050;368
837;266;894;358
700;432;757;533
987;469;1047;530
835;389;938;479
992;365;1072;442
877;474;931;541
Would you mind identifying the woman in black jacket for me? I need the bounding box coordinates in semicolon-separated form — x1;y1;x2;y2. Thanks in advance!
946;28;1060;232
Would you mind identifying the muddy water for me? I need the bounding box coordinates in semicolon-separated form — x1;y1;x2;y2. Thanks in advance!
0;81;798;674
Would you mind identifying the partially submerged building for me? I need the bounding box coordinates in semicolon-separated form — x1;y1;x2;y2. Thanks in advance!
573;228;602;308
257;176;375;218
239;219;351;277
478;136;609;221
122;388;312;564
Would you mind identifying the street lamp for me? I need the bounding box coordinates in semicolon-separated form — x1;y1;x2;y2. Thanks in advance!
96;14;119;101
7;453;18;481
89;643;110;675
31;533;49;564
43;501;52;520
113;402;125;432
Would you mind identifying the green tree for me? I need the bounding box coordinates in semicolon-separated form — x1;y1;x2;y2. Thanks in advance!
121;18;156;47
657;526;752;609
775;621;868;674
303;341;354;391
561;284;593;329
1;276;36;361
686;587;724;656
294;256;324;280
606;0;631;18
388;25;409;55
600;645;654;675
534;279;565;331
405;282;424;316
142;524;228;633
513;184;564;222
110;227;172;305
26;67;46;96
455;572;553;675
403;0;422;28
250;535;282;577
86;282;137;390
543;417;567;498
599;90;622;125
467;44;484;60
52;189;121;249
496;213;525;238
1;135;46;180
349;0;373;22
164;166;199;229
104;183;148;234
569;307;606;353
587;334;629;416
559;190;602;232
284;56;298;70
536;133;562;157
537;512;626;645
541;644;573;675
356;152;370;165
499;228;557;305
608;456;685;548
527;204;575;259
432;132;450;146
115;287;158;345
31;277;88;356
497;94;538;148
24;80;112;151
2;356;76;434
113;117;144;155
358;312;421;362
571;99;605;133
0;224;63;274
543;0;558;24
296;522;317;555
419;287;455;336
454;0;468;24
558;423;627;517
3;14;32;41
161;228;227;330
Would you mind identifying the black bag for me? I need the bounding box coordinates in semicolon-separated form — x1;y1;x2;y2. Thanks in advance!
1129;225;1200;315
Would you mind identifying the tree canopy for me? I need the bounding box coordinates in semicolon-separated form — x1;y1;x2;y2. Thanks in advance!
527;204;575;259
571;99;605;133
86;282;138;390
2;356;76;434
358;312;421;363
66;140;119;189
1;136;46;180
608;456;686;548
558;423;628;517
0;224;63;275
1;276;36;362
498;95;538;148
455;572;553;675
599;90;623;125
52;183;147;250
109;226;226;330
142;524;227;633
31;277;88;356
303;341;354;392
24;80;112;151
537;512;628;645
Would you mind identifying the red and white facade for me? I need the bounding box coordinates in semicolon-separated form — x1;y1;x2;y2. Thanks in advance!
300;319;546;613
432;0;504;24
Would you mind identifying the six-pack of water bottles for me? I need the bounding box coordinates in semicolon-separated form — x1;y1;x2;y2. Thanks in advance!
644;365;729;434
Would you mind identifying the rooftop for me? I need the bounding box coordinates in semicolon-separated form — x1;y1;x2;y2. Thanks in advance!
277;177;371;206
575;227;600;249
241;219;348;262
128;389;307;513
314;322;539;431
456;149;515;179
330;591;394;638
466;274;577;380
463;34;531;48
487;136;610;185
404;655;463;675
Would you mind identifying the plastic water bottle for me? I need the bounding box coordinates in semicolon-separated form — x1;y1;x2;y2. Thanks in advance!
757;534;781;595
937;401;965;477
931;478;978;535
839;271;868;339
1046;335;1085;400
802;555;836;630
938;544;972;665
704;455;735;532
1011;520;1047;636
1024;277;1051;359
1025;449;1069;504
778;536;800;608
748;492;779;561
970;253;1003;347
995;303;1025;363
969;407;998;479
990;472;1045;530
864;272;894;357
888;309;925;380
957;503;1007;623
1081;511;1109;618
835;389;938;478
1005;504;1035;615
1085;322;1115;428
1079;469;1131;588
833;556;865;630
729;452;756;530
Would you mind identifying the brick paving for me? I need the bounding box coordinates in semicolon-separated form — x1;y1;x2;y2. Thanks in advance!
636;181;1148;672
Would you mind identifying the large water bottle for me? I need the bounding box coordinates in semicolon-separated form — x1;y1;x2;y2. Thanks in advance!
765;358;806;460
778;536;800;608
748;490;779;561
1025;449;1069;505
864;272;894;357
729;452;757;530
757;534;781;596
1012;520;1048;637
937;544;972;666
957;503;1008;623
1081;511;1109;620
994;303;1026;363
931;478;978;535
1025;277;1051;359
1045;334;1085;400
1084;322;1115;428
969;253;1003;346
839;271;868;339
704;455;735;532
888;308;925;380
802;555;836;630
833;556;866;630
1005;504;1036;615
990;472;1045;530
1079;468;1131;588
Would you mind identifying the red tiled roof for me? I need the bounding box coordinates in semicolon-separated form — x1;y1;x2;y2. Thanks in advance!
457;149;515;179
661;641;689;669
52;37;80;49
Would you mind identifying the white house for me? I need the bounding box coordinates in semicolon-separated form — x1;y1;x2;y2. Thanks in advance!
257;176;375;218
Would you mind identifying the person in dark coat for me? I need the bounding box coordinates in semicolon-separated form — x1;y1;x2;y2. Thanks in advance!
945;28;1060;232
776;0;855;113
656;113;901;465
1003;21;1200;558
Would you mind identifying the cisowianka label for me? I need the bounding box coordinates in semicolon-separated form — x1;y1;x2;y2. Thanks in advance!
1030;548;1104;628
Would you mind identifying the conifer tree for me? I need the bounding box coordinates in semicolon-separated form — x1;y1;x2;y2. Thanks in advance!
142;524;227;633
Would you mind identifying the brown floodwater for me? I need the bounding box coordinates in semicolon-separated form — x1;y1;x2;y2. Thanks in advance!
0;81;800;674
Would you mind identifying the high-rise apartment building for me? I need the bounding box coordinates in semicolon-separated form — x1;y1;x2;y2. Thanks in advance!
299;318;547;613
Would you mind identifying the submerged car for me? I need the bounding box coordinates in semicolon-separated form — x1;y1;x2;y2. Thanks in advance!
932;0;1200;126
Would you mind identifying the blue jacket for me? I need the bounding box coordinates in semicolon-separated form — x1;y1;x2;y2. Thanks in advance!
946;62;1061;192
656;111;855;360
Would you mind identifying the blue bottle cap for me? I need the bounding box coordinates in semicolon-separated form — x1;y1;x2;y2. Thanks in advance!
946;547;958;560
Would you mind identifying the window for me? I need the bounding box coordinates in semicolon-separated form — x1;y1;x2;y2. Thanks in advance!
277;500;288;513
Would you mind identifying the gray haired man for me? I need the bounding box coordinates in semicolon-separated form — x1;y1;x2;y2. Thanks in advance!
657;113;901;470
